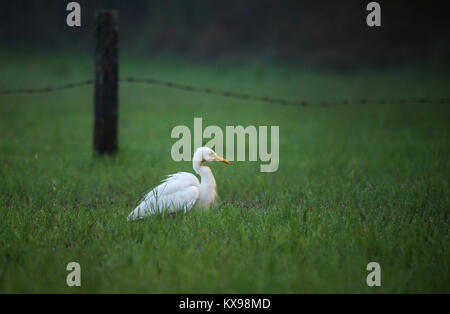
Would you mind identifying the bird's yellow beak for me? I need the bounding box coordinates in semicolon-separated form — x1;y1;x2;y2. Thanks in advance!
215;154;232;165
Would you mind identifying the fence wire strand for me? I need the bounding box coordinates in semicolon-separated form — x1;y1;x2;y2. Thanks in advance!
1;77;449;107
0;80;94;94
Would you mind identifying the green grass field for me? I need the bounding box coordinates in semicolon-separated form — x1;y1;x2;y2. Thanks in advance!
0;52;449;293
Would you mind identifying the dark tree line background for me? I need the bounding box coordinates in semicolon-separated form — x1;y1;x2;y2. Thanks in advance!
1;0;449;70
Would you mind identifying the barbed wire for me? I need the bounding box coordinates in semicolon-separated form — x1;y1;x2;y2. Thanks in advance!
0;80;94;94
121;77;450;107
1;77;449;107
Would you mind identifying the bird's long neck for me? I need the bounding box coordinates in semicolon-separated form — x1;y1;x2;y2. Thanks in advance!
197;165;217;208
197;165;216;189
193;151;217;208
193;158;216;190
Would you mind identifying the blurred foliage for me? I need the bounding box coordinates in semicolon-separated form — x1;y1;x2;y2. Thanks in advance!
0;0;449;69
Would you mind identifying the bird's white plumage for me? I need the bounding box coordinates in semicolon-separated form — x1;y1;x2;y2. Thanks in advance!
127;172;200;220
127;147;231;221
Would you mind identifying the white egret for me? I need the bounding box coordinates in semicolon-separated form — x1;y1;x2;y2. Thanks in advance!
127;146;231;220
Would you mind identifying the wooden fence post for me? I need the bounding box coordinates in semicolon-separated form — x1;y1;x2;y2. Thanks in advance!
94;10;118;155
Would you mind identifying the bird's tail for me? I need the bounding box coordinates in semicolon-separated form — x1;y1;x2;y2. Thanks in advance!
127;205;143;221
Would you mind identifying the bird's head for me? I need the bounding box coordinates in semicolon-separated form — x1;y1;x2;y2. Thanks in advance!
194;146;232;165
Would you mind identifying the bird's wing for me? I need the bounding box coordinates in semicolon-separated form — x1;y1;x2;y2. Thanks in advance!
127;172;200;220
